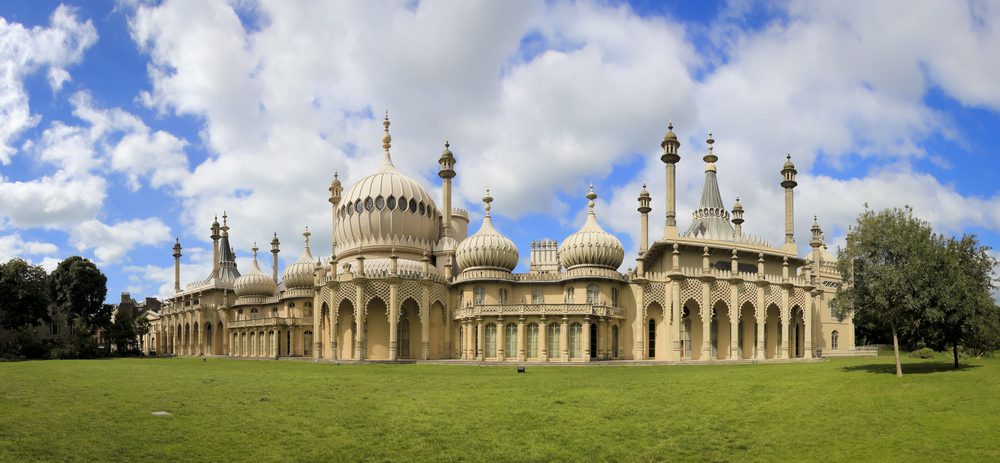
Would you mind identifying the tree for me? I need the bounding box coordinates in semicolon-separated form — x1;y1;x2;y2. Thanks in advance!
108;306;150;355
0;258;51;331
923;234;1000;368
48;256;109;334
832;206;937;377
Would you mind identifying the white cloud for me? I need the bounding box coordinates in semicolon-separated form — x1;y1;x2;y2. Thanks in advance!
0;5;97;162
0;233;59;261
124;245;214;299
70;218;172;265
0;171;107;228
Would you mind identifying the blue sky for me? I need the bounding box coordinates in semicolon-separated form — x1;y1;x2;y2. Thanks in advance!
1;0;999;302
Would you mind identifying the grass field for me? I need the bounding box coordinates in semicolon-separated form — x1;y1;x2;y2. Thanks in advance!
1;355;997;462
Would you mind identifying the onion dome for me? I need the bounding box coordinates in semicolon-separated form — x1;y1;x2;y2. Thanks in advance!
456;190;519;272
783;153;795;170
661;121;678;144
334;113;439;258
282;227;316;289
559;186;625;270
234;243;277;298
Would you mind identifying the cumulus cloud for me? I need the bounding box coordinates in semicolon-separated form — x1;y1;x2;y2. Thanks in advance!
0;5;97;162
70;218;172;265
0;233;59;261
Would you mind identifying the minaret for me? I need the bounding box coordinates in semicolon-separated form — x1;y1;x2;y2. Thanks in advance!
781;154;798;252
172;238;182;293
809;216;823;280
731;197;744;237
637;183;651;253
660;122;681;238
328;171;342;257
438;141;456;239
378;111;395;170
210;215;220;278
270;232;280;283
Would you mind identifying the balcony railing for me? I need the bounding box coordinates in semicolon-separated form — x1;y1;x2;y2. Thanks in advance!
228;317;313;329
454;304;625;320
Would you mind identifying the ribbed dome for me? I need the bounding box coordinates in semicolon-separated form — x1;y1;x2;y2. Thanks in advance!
456;192;518;272
234;245;277;298
559;187;624;270
282;228;316;290
334;116;439;258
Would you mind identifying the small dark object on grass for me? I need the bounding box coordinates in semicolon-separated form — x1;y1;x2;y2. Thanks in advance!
517;366;526;374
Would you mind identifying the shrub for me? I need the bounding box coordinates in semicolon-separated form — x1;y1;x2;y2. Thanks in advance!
909;347;935;359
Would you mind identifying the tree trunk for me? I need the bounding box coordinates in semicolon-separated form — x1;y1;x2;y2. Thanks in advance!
891;320;903;377
953;343;959;369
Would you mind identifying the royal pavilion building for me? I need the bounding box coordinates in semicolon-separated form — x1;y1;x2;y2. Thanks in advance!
152;116;855;362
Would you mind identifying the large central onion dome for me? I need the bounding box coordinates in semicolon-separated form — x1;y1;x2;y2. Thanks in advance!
282;228;316;290
559;186;625;270
334;115;439;258
456;190;519;272
234;244;277;298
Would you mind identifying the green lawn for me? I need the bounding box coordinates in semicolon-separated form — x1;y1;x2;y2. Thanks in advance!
0;356;997;462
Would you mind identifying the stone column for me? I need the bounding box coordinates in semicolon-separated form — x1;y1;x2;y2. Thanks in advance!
756;286;766;359
496;317;505;361
780;290;790;359
355;284;365;360
518;317;526;361
539;318;548;361
561;317;569;361
804;292;814;359
313;294;322;359
476;318;484;360
671;279;681;361
421;286;430;360
272;331;278;358
701;281;712;360
583;317;591;362
730;284;740;360
389;283;398;361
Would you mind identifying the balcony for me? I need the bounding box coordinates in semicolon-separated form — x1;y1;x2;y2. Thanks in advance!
454;304;625;320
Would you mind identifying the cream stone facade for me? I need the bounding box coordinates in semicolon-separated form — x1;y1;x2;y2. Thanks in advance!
150;116;855;362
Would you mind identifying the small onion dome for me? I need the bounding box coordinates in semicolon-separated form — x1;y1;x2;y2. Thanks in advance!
662;121;678;144
282;227;316;289
455;190;519;272
783;153;795;170
732;197;743;212
559;185;625;270
234;243;277;298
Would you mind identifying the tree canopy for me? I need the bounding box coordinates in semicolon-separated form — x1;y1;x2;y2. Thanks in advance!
48;256;109;334
0;258;51;331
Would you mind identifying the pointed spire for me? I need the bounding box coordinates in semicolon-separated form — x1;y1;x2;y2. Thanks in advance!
703;132;717;171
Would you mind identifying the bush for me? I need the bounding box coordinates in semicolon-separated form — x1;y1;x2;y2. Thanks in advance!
909;347;936;359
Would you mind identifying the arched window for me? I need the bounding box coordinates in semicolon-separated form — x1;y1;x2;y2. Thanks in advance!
831;330;839;350
409;198;418;213
473;286;485;305
547;323;560;357
400;318;410;358
612;287;619;306
304;330;313;356
271;307;278;317
399;196;407;211
526;323;539;358
569;322;583;358
566;287;575;303
499;288;509;305
612;325;619;358
710;316;718;358
375;195;385;210
387;195;397;210
355;201;363;213
251;308;258;320
504;323;517;357
648;319;656;358
532;289;543;304
237;309;244;321
364;197;374;211
485;323;497;358
586;284;599;304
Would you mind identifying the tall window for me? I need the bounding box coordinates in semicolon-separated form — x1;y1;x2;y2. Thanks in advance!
547;323;560;357
611;287;619;306
400;318;410;358
485;323;497;358
566;287;575;303
532;289;543;304
499;288;509;305
710;316;718;358
304;330;313;356
251;308;258;320
527;323;539;358
586;284;599;304
738;320;744;358
504;323;518;357
831;330;839;350
648;319;656;358
612;325;619;358
569;322;582;358
48;323;59;336
474;286;485;305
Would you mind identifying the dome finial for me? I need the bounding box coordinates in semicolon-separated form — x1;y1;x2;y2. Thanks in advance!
251;242;259;260
381;111;393;165
303;226;311;249
586;184;597;211
703;131;718;169
483;188;493;217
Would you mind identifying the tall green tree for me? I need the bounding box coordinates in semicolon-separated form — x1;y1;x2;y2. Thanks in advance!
924;234;1000;368
832;206;937;377
48;256;109;334
0;258;51;331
